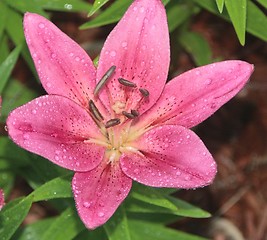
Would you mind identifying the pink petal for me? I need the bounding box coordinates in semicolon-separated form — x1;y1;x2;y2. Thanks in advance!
134;60;254;129
72;161;132;229
120;125;216;188
96;0;169;115
24;13;96;108
0;189;5;210
7;95;105;171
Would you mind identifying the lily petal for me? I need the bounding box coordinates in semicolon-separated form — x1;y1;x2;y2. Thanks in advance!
0;189;4;210
134;60;253;129
24;13;96;108
121;125;216;188
96;0;169;115
72;161;132;229
7;95;105;171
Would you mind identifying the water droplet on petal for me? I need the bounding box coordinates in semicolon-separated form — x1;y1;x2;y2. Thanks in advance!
98;212;105;217
51;53;56;59
83;201;91;208
176;171;181;176
121;41;128;48
38;22;45;29
134;168;140;174
31;109;37;114
205;78;212;85
110;51;116;57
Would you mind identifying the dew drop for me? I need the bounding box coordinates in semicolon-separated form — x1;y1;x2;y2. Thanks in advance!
140;6;145;12
121;41;128;48
51;53;56;59
46;82;52;88
98;212;105;217
75;56;80;62
133;168;140;174
205;78;212;85
110;50;116;57
38;22;45;29
31;109;37;114
176;171;181;176
83;201;91;208
195;70;200;76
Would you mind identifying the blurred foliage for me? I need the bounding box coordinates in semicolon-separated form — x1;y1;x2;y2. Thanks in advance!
0;0;266;239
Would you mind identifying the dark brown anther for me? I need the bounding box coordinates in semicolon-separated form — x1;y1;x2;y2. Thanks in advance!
118;78;137;88
105;118;121;128
89;100;104;121
139;88;150;97
131;109;139;117
94;65;116;96
122;111;135;119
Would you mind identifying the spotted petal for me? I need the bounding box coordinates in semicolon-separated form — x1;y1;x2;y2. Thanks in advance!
0;189;4;210
121;125;216;188
7;95;105;171
73;161;132;229
24;13;96;108
96;0;169;115
134;60;254;130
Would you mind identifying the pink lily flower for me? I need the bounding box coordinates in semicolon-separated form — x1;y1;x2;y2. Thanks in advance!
0;188;4;211
7;0;253;229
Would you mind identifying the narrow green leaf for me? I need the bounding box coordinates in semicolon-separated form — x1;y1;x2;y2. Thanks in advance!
167;2;194;32
40;207;84;240
4;0;47;17
257;0;267;8
131;184;177;211
0;36;10;64
74;228;107;240
0;196;33;240
104;206;131;240
33;0;92;12
0;1;8;39
194;0;267;42
80;0;131;29
179;31;212;66
216;0;225;13
129;220;207;240
0;45;22;94
0;171;15;197
225;0;247;45
30;174;72;202
88;0;109;16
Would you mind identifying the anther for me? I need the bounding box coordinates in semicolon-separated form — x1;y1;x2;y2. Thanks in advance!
118;78;137;88
105;118;121;128
139;88;149;97
122;111;135;119
89;100;104;121
94;65;116;96
131;109;139;117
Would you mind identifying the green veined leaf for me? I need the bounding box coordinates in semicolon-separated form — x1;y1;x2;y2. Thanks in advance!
225;0;247;45
39;207;84;240
179;31;212;66
104;205;131;240
0;196;33;240
0;45;22;94
88;0;109;16
216;0;225;13
193;0;267;42
80;0;132;29
33;0;92;12
30;174;73;202
0;36;10;64
129;220;207;240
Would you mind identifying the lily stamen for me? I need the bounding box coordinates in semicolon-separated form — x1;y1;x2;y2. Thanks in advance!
89;100;104;121
122;111;135;119
139;88;150;97
94;65;116;96
105;118;121;128
118;78;137;88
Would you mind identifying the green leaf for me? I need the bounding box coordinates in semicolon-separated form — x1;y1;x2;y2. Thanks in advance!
193;0;267;42
0;36;10;64
88;0;109;16
0;196;33;240
225;0;247;45
216;0;225;13
0;1;8;39
74;228;107;240
0;171;15;197
104;206;131;240
4;0;48;17
33;0;92;12
80;0;132;29
166;2;194;32
39;207;84;240
257;0;267;8
179;31;212;66
30;174;73;202
0;45;22;94
129;220;207;240
130;184;177;211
